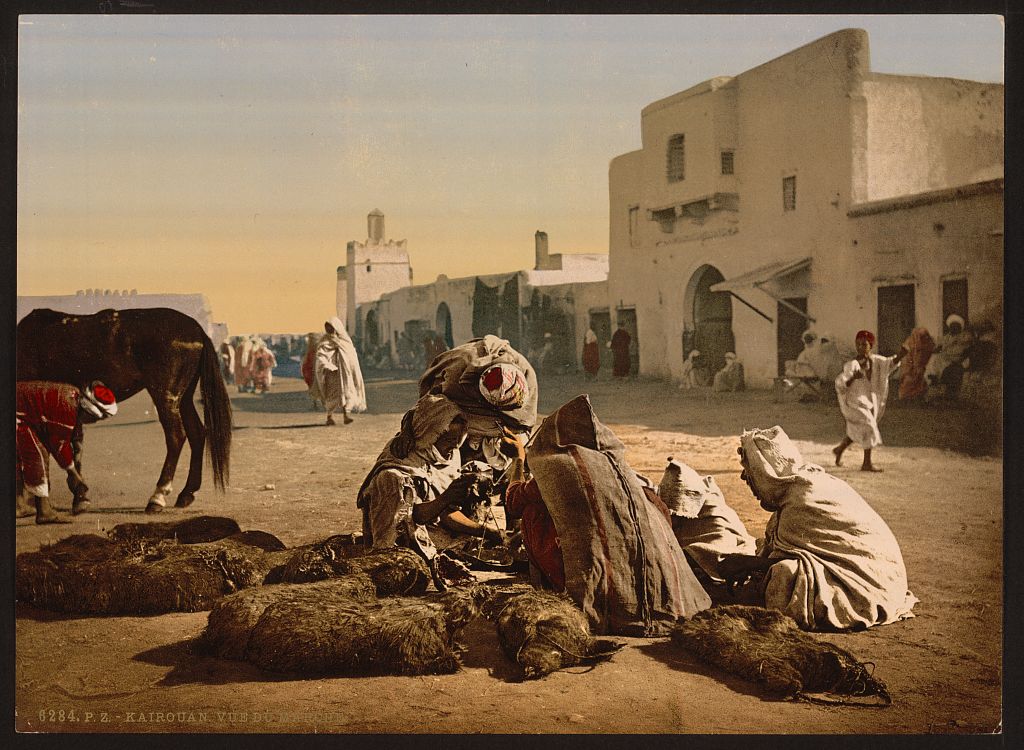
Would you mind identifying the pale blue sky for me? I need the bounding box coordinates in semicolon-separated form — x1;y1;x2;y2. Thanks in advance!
17;14;1004;332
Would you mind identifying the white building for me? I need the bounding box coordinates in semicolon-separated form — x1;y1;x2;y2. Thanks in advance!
605;28;1003;386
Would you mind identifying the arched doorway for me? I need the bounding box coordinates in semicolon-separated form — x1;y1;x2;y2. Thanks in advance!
684;265;735;376
435;302;454;348
364;309;380;352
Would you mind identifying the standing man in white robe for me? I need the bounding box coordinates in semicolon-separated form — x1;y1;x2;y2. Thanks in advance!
832;329;907;472
311;316;367;426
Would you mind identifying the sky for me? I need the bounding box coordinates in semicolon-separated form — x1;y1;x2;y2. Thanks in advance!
17;14;1004;334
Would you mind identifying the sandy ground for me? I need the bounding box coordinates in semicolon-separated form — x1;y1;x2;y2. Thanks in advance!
14;372;1002;734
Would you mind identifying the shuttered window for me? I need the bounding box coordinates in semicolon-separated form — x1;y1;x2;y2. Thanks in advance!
783;176;796;211
666;134;685;183
721;151;734;175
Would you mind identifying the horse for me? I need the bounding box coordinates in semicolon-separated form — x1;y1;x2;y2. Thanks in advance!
16;307;232;513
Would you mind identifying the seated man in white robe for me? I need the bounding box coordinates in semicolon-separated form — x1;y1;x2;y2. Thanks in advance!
658;457;756;585
719;425;917;631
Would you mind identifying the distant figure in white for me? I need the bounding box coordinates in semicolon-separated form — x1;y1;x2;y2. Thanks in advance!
311;316;367;426
712;352;745;392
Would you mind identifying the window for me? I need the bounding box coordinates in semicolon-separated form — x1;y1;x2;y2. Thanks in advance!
628;206;639;246
721;151;734;175
782;176;796;211
942;278;968;330
651;207;676;234
666;134;685;183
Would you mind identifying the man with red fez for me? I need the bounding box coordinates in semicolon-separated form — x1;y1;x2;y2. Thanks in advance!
833;330;907;472
16;380;118;523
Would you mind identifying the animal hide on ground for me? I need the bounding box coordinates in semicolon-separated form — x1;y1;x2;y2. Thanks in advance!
107;515;251;546
197;576;379;661
274;536;429;595
483;585;624;679
15;532;283;615
671;605;890;705
16;521;426;615
229;584;493;676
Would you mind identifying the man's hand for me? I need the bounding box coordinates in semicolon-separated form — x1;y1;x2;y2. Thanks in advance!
719;553;773;594
498;426;527;461
439;473;481;509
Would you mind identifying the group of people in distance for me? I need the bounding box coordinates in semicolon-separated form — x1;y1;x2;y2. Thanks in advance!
219;335;278;394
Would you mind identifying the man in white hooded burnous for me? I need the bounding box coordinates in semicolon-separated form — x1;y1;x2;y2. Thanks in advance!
310;316;367;426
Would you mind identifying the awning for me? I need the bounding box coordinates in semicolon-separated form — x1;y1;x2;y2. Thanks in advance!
710;257;814;325
709;257;811;293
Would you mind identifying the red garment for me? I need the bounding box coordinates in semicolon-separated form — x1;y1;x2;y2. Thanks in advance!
506;478;673;592
899;327;935;400
16;381;81;492
582;341;600;375
505;478;565;591
251;349;277;390
611;328;631;377
301;343;316;387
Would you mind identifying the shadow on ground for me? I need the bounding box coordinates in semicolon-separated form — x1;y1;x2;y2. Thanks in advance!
223;373;999;457
535;373;1000;456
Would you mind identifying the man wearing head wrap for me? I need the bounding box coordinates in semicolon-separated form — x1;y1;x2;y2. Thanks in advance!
582;327;600;378
356;394;503;562
925;314;974;400
609;325;632;377
250;341;277;393
310;316;367;426
712;352;745;392
504;397;712;634
16;380;117;523
832;329;907;472
899;327;936;400
719;426;917;631
679;350;704;390
218;340;235;385
658;457;756;584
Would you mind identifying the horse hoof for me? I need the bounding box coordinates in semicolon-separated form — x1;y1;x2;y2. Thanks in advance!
145;502;165;514
174;493;195;508
72;499;92;515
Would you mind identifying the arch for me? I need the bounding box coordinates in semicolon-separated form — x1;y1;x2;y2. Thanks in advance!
435;302;453;348
682;264;735;375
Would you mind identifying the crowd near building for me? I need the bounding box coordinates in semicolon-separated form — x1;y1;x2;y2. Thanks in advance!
341;29;1002;391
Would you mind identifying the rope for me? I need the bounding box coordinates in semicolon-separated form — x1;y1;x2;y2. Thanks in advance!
796;690;892;708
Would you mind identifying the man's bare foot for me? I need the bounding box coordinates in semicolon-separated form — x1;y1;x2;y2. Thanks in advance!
72;499;92;515
861;464;883;472
326;415;336;426
36;513;72;524
833;445;845;466
343;415;354;425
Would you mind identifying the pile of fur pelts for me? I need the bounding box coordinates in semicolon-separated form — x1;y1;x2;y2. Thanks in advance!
671;605;891;706
15;516;425;615
197;576;625;679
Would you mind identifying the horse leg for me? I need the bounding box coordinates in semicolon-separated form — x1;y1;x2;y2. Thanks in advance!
174;390;205;508
16;472;35;518
67;424;91;515
146;393;186;513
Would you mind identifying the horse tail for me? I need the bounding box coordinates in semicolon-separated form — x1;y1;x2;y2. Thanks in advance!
199;335;232;490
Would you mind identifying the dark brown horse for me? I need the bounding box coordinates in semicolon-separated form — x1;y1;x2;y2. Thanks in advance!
16;308;232;513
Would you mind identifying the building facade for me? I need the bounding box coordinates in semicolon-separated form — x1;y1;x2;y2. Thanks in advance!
355;231;608;372
607;29;1003;387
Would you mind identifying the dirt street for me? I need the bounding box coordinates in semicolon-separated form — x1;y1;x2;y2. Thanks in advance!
14;373;1002;734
